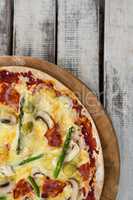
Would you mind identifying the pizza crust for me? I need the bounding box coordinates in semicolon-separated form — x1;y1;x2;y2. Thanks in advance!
0;66;104;200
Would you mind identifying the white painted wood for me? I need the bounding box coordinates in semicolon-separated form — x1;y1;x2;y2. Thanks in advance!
0;0;12;55
104;0;133;199
13;0;56;62
57;0;99;95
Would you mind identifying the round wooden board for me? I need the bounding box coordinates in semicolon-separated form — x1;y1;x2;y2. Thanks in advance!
0;56;120;200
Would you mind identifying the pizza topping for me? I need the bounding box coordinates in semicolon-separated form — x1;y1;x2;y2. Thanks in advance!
0;181;14;195
0;196;6;200
54;89;62;97
0;70;44;88
22;121;33;135
64;141;80;162
68;178;79;200
86;190;95;200
33;171;46;178
35;110;54;129
78;162;90;181
42;179;66;198
23;101;35;113
21;71;44;87
18;153;44;166
0;113;17;125
90;157;96;168
72;99;83;114
0;166;15;177
44;80;54;88
13;179;32;199
0;83;20;111
28;176;40;197
45;124;62;147
0;181;10;188
16;97;25;154
53;127;74;178
30;81;55;96
76;116;97;152
80;187;95;200
31;83;49;94
63;163;77;177
0;70;19;84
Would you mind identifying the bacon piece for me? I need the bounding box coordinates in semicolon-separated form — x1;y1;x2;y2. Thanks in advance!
42;179;66;198
0;83;20;110
78;162;91;181
86;190;95;200
45;124;62;147
72;99;83;114
76;116;96;152
13;179;32;199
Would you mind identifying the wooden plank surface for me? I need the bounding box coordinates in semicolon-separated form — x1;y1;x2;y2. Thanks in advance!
57;0;99;95
104;0;133;199
0;0;12;55
13;0;56;62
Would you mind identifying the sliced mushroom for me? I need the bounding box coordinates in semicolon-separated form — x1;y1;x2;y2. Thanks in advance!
33;171;46;178
0;114;17;125
65;141;80;162
0;166;15;194
69;178;79;200
0;165;15;177
0;181;10;187
0;181;14;194
35;110;54;129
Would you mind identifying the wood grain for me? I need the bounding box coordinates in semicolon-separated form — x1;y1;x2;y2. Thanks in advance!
0;56;120;200
0;0;12;55
104;0;133;199
13;0;56;62
57;0;99;95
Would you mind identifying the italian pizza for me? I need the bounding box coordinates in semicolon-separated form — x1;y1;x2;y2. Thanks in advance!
0;67;104;200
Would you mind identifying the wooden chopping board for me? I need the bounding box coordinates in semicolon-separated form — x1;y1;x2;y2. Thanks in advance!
0;56;120;200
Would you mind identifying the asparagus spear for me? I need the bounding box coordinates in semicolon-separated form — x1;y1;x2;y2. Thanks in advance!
16;97;25;154
18;153;44;166
53;126;74;178
28;176;40;197
0;197;7;200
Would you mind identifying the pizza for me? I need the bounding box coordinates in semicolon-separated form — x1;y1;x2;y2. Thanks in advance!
0;67;104;200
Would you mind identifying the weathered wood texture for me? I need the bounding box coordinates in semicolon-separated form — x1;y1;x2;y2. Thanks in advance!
13;0;56;62
0;0;12;55
104;0;133;199
0;0;125;198
57;0;99;95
